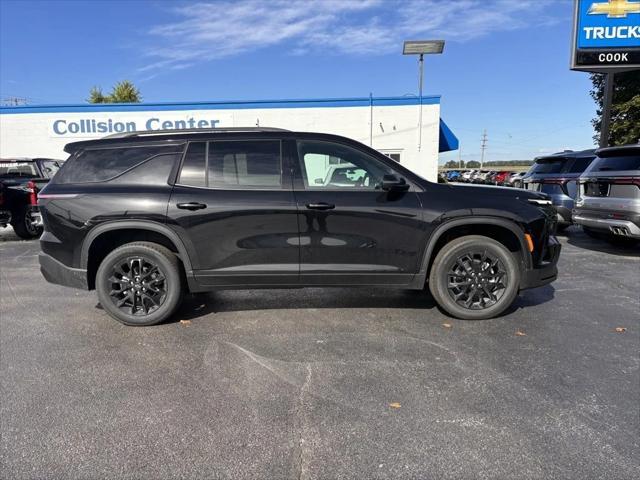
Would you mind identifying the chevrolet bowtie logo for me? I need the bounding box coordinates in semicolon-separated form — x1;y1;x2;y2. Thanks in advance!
588;0;640;18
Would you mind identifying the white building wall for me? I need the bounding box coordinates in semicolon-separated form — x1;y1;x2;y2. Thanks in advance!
0;101;441;181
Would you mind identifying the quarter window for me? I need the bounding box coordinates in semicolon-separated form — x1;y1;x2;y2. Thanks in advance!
297;140;394;190
56;145;182;183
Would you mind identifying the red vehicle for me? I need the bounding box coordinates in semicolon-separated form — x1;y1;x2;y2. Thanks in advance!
494;171;513;185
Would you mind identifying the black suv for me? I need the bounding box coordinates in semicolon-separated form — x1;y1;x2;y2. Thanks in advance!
38;128;560;325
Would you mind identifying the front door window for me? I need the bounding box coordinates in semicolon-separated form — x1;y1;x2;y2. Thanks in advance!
297;140;394;190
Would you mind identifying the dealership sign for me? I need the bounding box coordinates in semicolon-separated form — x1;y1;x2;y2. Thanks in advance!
571;0;640;70
47;113;232;138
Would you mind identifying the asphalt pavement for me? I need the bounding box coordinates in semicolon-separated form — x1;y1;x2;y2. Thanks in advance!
1;226;638;479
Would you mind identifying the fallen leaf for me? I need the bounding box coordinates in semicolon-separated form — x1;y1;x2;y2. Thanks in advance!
389;402;401;409
615;327;627;333
180;320;192;326
515;330;526;336
442;323;452;328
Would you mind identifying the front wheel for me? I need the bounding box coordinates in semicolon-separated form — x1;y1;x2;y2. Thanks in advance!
429;235;520;320
96;242;184;326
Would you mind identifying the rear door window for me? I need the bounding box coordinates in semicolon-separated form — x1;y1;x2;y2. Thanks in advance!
178;142;207;187
178;140;283;189
57;145;183;183
208;140;281;188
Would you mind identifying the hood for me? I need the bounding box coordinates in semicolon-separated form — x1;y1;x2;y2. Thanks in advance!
447;183;549;201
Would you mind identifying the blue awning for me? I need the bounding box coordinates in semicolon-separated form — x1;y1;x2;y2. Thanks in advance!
439;119;459;153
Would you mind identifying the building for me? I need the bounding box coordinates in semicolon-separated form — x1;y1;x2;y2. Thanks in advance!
0;96;458;182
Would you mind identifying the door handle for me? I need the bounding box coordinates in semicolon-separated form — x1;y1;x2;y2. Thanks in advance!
306;202;335;211
177;202;207;211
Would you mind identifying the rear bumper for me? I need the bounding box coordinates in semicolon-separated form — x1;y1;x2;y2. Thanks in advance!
520;236;561;290
39;252;88;290
573;213;640;239
0;210;11;227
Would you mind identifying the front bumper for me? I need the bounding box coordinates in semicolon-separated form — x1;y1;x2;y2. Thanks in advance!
0;210;11;227
39;252;88;290
520;236;561;290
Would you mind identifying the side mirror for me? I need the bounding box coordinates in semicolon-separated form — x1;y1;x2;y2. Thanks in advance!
381;174;409;192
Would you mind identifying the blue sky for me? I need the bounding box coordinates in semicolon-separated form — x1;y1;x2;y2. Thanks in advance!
0;0;597;162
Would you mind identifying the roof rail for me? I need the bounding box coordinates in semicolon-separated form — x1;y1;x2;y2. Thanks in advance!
103;127;291;139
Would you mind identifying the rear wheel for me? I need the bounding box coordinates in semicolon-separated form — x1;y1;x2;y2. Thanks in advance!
429;235;520;320
96;242;184;326
11;206;42;239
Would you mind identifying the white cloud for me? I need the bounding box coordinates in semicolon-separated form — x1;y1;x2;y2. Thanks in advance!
140;0;558;72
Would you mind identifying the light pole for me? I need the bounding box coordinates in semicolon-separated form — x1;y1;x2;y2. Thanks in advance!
403;40;445;152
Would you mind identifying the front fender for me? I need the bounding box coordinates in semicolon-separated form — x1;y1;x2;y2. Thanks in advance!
408;215;532;289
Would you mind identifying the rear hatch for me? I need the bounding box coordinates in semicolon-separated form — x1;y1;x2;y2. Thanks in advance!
578;148;640;217
524;151;596;198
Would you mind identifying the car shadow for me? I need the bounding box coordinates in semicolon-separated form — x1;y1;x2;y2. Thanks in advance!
175;288;437;321
171;284;556;323
564;227;640;258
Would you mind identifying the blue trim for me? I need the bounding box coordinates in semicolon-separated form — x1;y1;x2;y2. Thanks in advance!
0;95;440;115
439;119;459;153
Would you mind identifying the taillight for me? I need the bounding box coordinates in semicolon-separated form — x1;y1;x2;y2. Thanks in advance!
608;177;640;188
27;180;37;205
541;178;570;195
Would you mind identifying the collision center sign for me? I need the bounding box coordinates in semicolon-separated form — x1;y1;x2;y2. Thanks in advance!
572;0;640;70
47;112;233;138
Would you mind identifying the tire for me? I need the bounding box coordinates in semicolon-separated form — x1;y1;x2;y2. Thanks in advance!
11;206;42;239
96;242;184;326
428;235;521;320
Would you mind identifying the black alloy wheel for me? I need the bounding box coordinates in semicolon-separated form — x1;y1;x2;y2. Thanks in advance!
429;235;520;320
96;242;184;326
446;251;507;310
108;256;167;316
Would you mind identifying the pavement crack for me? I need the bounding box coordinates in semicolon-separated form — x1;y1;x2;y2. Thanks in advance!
295;363;312;480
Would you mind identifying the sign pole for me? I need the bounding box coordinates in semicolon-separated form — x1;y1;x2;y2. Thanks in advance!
599;72;615;148
418;53;424;152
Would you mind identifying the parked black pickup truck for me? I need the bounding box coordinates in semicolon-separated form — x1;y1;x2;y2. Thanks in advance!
0;158;63;238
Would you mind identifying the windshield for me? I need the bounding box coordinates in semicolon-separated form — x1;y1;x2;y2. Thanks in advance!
595;155;640;172
0;161;38;178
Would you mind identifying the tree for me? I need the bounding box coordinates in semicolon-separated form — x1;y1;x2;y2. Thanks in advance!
590;71;640;146
88;80;141;104
88;86;109;104
466;161;481;168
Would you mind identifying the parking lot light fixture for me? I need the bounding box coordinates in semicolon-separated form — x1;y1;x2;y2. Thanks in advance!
402;40;445;152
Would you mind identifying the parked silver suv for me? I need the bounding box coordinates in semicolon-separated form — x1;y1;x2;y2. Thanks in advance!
573;145;640;241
